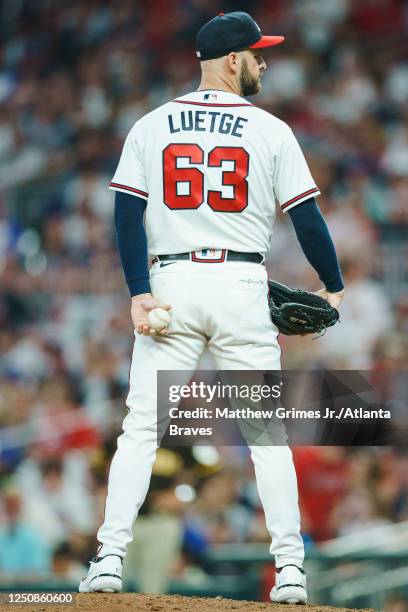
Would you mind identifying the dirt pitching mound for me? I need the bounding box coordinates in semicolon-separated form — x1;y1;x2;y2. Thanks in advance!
0;592;374;612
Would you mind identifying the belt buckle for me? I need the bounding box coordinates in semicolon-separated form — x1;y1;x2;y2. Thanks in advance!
191;249;226;263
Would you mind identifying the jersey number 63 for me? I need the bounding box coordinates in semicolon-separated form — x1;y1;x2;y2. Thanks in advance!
163;144;249;213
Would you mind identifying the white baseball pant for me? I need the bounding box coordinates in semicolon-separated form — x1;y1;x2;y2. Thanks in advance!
97;260;304;568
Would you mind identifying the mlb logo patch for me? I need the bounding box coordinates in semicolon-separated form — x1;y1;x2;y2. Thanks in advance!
191;249;226;262
204;93;218;101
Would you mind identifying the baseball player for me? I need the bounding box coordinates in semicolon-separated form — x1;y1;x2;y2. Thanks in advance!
79;12;344;604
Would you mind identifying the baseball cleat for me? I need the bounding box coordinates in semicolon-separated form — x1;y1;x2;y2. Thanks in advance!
270;564;307;604
79;554;123;593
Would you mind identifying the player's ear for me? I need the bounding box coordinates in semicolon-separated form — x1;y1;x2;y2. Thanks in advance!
227;52;239;73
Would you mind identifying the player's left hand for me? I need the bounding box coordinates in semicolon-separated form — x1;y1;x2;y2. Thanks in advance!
131;293;171;336
315;288;344;310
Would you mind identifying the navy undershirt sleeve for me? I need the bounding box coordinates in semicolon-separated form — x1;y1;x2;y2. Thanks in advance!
288;198;344;292
114;191;150;297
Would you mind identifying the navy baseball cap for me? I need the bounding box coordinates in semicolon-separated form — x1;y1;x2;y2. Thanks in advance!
196;11;285;61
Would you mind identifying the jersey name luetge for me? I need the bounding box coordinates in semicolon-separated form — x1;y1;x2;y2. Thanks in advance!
110;90;320;256
168;110;248;137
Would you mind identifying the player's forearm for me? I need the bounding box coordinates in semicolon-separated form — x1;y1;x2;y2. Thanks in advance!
288;198;344;293
114;191;151;296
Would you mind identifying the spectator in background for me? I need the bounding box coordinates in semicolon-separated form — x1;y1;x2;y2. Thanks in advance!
293;447;350;541
14;454;97;551
380;450;408;524
317;257;393;368
331;488;391;537
0;490;50;579
188;472;255;546
51;541;87;584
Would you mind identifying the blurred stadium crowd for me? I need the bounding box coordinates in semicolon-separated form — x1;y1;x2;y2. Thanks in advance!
0;0;407;596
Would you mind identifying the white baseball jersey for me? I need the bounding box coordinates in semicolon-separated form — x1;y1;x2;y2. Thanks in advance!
110;90;320;256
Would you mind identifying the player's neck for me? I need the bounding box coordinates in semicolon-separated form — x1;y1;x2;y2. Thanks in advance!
197;76;242;97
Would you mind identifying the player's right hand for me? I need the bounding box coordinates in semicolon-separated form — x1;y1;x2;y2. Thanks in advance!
131;293;171;336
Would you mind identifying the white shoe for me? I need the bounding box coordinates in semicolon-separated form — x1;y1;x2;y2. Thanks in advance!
79;554;123;593
270;564;307;604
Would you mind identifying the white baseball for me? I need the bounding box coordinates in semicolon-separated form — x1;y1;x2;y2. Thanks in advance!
148;307;171;331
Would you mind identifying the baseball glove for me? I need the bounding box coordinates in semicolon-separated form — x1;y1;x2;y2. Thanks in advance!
268;279;340;336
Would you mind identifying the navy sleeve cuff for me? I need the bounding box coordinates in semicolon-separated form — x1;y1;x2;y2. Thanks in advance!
324;275;344;293
127;277;151;297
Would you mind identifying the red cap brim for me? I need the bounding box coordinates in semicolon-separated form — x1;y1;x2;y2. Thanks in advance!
250;35;285;49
